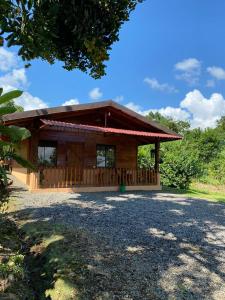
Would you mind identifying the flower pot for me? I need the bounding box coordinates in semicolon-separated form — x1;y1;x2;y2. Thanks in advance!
119;184;126;193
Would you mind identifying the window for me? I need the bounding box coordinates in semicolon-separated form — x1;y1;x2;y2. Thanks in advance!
96;145;115;168
38;141;57;166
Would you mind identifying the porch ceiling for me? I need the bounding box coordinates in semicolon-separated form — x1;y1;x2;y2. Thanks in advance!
40;119;182;143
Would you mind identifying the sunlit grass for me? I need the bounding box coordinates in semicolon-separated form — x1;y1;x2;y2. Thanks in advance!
164;182;225;202
186;182;225;202
21;221;90;300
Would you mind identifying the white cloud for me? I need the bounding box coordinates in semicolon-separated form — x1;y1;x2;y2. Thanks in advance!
125;102;142;113
206;79;215;88
89;87;103;100
144;77;178;93
62;98;79;106
0;49;48;111
180;89;225;128
207;66;225;80
126;102;189;122
175;58;201;72
0;48;18;72
0;68;28;89
113;95;124;103
151;107;190;121
125;89;225;129
15;92;48;111
175;58;201;85
0;69;48;111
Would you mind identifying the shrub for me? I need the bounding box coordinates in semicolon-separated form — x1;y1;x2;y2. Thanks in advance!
160;142;200;189
207;150;225;185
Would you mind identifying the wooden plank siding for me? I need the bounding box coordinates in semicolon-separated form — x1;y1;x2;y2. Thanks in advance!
38;130;138;169
11;139;30;185
12;127;160;191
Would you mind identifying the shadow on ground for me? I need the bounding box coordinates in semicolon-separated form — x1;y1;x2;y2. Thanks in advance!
8;191;225;299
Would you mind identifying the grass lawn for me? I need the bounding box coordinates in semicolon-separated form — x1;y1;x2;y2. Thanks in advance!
164;182;225;203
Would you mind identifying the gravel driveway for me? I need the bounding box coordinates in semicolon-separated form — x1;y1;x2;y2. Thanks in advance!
9;177;225;299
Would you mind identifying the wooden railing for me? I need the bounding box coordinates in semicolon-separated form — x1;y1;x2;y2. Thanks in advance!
40;167;158;188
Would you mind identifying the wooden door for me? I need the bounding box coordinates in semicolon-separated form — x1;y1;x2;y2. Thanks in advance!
66;143;84;184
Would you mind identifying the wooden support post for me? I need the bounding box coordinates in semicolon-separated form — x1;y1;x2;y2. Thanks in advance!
28;132;39;166
154;141;160;173
155;141;160;186
29;171;40;191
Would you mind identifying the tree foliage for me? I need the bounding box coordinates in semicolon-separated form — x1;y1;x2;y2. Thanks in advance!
0;0;142;78
147;112;190;135
138;112;225;189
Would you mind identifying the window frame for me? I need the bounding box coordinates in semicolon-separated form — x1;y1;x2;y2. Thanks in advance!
96;144;116;168
38;140;57;167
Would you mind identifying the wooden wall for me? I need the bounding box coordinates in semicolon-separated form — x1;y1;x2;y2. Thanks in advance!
12;139;29;184
38;129;138;169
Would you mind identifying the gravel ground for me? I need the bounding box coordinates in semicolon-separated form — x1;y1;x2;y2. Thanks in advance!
8;176;225;300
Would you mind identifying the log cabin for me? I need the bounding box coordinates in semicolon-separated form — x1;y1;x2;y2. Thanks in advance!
3;100;182;192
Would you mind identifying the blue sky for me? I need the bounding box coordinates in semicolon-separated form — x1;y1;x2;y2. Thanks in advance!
1;0;225;128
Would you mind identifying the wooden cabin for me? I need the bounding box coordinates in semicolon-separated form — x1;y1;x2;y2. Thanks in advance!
3;100;181;192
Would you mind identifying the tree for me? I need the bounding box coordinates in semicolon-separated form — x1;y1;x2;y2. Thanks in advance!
207;149;225;185
0;0;142;78
147;112;190;135
217;116;225;131
0;88;33;189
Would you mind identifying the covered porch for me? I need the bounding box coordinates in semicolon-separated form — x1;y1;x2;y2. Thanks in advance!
27;119;178;192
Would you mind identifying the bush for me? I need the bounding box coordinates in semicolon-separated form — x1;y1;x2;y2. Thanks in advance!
207;150;225;185
160;142;200;189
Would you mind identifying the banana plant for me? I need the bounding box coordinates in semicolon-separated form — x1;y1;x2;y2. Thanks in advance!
0;88;34;189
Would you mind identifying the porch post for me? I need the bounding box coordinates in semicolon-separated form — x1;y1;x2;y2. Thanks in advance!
29;171;40;191
28;125;39;189
28;132;39;165
155;141;160;185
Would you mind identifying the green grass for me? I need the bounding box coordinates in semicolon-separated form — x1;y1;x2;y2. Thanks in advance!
15;217;98;300
0;216;34;299
20;221;86;300
164;182;225;203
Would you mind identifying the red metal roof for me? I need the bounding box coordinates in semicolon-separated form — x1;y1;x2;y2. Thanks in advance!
40;119;182;141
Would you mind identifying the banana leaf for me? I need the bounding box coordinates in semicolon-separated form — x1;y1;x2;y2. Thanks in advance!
0;90;23;106
0;106;17;116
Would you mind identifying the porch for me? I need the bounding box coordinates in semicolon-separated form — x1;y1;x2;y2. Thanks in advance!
29;167;160;192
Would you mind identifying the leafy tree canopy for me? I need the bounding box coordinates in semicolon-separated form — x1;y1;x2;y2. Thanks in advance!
138;112;225;189
147;111;190;135
0;0;142;78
